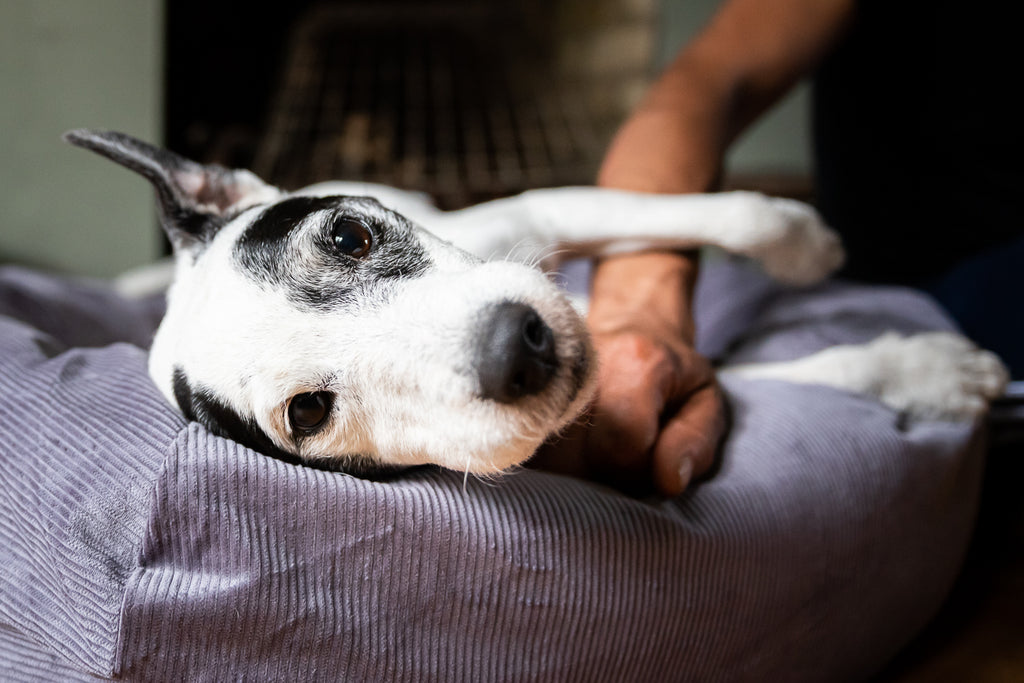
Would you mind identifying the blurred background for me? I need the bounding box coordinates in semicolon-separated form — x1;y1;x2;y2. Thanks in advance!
0;0;810;278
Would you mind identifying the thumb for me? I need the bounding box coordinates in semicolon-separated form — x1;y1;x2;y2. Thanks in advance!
650;382;725;497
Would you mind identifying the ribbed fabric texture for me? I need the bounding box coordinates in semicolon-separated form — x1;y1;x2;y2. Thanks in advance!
0;262;983;681
0;270;179;679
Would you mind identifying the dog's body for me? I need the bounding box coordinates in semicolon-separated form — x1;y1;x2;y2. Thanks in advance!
66;130;1008;479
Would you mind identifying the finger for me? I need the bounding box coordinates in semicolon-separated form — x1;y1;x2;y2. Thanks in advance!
651;382;725;497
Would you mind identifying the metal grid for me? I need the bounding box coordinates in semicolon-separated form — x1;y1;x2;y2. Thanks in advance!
254;5;630;208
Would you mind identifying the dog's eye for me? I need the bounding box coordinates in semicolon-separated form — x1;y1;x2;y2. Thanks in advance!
288;391;333;434
332;217;372;258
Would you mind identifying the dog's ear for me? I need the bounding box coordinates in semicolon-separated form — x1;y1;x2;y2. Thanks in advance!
63;129;282;251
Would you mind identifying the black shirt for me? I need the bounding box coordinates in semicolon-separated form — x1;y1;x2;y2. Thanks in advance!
812;0;1023;285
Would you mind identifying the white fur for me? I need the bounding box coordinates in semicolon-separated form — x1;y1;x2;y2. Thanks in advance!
150;198;594;474
722;332;1009;420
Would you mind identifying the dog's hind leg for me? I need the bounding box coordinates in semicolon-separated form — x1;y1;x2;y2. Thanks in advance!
721;332;1009;421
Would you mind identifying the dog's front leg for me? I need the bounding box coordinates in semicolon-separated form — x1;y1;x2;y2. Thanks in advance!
424;188;844;284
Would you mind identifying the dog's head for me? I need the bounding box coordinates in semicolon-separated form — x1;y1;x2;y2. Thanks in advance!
66;130;595;477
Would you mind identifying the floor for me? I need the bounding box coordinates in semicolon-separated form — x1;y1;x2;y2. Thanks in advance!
876;433;1024;681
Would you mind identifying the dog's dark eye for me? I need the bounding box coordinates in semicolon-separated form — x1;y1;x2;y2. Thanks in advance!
288;391;333;434
332;217;372;258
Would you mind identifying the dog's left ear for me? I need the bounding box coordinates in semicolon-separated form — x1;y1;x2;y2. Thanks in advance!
64;129;282;252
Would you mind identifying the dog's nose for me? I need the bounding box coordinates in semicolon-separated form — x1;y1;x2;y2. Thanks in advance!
477;302;558;403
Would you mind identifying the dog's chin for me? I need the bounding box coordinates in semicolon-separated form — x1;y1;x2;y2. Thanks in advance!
383;351;596;477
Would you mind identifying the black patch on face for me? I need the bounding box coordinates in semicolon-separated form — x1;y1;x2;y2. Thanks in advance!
233;195;431;311
170;366;405;479
237;195;336;258
172;366;302;465
168;205;226;246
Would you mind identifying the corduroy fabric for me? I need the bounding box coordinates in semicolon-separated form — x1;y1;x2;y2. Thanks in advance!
0;261;983;681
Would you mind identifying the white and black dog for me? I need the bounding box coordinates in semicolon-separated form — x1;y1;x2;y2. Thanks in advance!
65;129;1007;479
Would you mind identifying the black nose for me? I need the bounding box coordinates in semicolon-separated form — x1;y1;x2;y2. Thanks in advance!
477;302;558;403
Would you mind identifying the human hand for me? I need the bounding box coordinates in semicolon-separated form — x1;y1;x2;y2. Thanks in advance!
528;254;725;496
584;329;722;497
582;252;725;496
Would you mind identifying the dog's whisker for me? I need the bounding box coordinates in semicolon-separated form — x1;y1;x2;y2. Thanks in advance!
533;245;571;270
500;235;556;270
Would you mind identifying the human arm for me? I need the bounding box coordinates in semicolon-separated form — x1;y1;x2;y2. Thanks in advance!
583;0;857;495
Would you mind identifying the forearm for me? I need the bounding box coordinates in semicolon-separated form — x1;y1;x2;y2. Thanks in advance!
588;251;699;343
599;0;856;196
594;34;736;305
593;61;715;318
597;53;731;196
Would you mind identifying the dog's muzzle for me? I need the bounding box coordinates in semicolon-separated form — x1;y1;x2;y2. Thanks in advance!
476;301;558;403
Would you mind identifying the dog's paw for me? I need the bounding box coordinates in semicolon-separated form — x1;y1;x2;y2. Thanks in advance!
725;331;1008;422
868;332;1009;421
719;193;845;285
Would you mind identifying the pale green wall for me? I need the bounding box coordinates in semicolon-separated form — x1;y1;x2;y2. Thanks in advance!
0;0;163;277
657;0;812;176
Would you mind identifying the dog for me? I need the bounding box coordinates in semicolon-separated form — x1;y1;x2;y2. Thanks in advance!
65;129;1008;481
